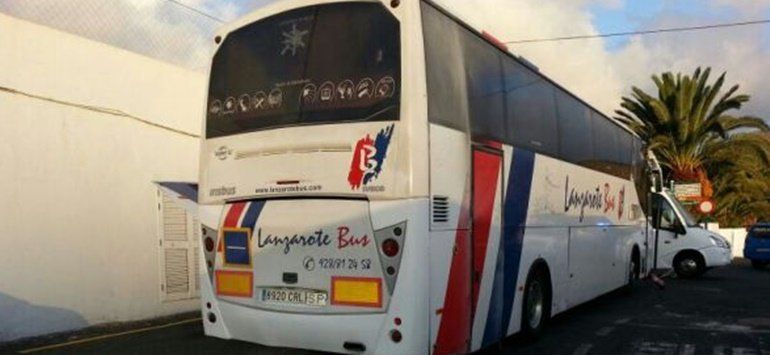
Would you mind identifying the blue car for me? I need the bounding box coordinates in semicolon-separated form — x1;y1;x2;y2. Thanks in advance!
745;223;770;269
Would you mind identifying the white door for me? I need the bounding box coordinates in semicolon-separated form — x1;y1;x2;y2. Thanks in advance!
158;190;201;301
651;194;685;269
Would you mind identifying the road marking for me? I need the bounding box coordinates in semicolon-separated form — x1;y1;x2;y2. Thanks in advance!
628;322;770;334
615;318;632;325
596;326;614;336
19;317;202;353
573;343;593;355
679;344;695;355
686;286;723;293
634;341;677;355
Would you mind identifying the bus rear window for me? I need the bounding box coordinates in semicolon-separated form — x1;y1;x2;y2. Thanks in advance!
206;3;401;138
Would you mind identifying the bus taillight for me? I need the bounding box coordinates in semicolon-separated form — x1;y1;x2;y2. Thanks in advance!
374;222;406;295
390;329;402;343
381;239;399;257
204;237;215;252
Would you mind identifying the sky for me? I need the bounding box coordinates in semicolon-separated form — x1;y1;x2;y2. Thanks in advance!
2;0;769;120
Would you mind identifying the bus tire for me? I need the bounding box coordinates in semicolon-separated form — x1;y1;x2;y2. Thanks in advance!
520;264;551;340
673;251;704;278
622;247;641;295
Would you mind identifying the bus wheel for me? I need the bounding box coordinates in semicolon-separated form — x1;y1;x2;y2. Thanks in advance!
521;266;551;339
623;258;637;295
623;248;640;295
674;251;704;278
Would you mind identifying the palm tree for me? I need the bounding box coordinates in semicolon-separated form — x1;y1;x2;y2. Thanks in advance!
615;68;770;226
615;67;769;182
708;133;770;225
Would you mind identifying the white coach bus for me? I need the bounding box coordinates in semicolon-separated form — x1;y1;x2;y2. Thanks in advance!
196;0;650;353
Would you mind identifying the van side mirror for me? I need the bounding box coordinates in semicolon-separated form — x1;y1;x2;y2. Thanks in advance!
672;219;686;236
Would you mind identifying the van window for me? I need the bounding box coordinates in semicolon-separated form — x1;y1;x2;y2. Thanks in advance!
651;195;679;230
667;194;698;227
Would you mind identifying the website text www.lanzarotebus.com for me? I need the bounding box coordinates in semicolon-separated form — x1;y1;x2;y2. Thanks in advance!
255;185;323;194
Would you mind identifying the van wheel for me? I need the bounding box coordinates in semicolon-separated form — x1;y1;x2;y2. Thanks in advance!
674;252;704;278
752;260;767;269
521;266;551;339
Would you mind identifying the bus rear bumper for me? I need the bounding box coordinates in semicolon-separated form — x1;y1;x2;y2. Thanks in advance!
200;278;425;354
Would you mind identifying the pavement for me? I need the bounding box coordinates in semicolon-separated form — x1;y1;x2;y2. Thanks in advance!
6;261;770;354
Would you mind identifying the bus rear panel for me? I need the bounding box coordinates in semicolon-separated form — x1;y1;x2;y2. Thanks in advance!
198;1;431;353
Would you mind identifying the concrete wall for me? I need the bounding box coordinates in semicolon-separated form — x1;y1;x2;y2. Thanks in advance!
719;228;748;259
0;14;205;341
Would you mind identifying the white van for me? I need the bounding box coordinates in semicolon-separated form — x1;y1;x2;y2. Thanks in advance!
650;190;732;278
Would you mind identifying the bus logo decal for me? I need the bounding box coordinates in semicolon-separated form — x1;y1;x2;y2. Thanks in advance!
280;23;309;56
347;124;395;190
563;177;627;222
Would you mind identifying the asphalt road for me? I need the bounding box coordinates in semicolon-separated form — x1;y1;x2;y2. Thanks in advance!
12;261;770;355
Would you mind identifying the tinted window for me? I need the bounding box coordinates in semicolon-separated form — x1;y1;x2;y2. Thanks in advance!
420;1;638;181
592;111;618;163
504;60;559;155
615;131;633;176
462;32;505;140
556;90;593;164
587;111;624;177
632;137;649;210
422;3;468;131
207;3;400;138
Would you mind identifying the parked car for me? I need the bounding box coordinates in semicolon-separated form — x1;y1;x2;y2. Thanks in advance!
745;223;770;269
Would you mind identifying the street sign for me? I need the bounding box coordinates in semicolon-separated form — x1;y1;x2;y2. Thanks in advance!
697;199;715;215
674;183;702;202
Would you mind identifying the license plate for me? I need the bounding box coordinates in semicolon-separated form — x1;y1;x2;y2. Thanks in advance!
261;288;328;306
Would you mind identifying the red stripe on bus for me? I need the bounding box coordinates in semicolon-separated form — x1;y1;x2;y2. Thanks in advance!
434;186;472;355
224;202;247;227
471;150;501;314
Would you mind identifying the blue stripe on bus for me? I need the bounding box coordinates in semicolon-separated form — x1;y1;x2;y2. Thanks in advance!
482;149;535;346
241;201;266;230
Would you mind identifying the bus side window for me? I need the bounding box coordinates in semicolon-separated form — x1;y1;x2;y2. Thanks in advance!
461;29;506;141
421;2;469;132
503;59;559;155
555;90;593;165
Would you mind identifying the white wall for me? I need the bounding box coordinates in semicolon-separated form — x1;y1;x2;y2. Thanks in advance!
718;228;748;259
0;14;205;341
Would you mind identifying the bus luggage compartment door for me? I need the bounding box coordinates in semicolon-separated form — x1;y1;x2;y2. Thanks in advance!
214;199;394;314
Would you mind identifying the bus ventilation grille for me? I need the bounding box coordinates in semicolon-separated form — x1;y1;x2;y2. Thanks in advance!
432;196;449;223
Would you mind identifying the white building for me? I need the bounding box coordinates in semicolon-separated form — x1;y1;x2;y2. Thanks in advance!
0;14;205;341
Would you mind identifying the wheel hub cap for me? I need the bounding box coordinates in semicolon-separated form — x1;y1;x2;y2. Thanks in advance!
526;280;544;329
681;259;698;273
